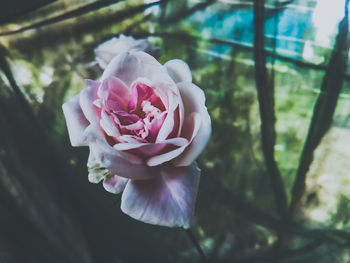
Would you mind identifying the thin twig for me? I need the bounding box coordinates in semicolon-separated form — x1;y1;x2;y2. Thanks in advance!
185;228;208;263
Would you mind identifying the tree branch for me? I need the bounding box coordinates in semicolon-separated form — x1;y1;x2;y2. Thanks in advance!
0;0;161;36
253;0;288;220
290;0;350;214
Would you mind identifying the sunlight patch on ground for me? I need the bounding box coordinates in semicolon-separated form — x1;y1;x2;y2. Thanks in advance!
304;127;350;224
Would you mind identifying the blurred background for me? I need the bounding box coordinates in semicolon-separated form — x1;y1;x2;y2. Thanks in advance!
0;0;350;262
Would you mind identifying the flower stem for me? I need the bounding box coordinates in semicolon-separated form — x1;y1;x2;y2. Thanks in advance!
185;228;207;263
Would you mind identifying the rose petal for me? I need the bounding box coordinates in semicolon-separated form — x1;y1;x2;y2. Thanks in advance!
164;59;192;83
113;111;140;126
95;52;110;69
103;175;129;194
101;52;174;88
117;134;148;143
147;145;186;167
95;37;130;69
94;35;161;69
101;52;140;87
147;113;201;167
89;141;158;180
114;141;166;153
84;125;142;163
135;52;175;86
62;94;90;146
80;79;100;126
124;120;144;131
100;110;120;138
85;126;159;179
128;80;166;112
114;137;187;151
179;112;202;141
120;162;201;228
174;82;211;166
165;106;181;139
98;77;129;111
177;92;185;137
146;111;167;142
114;137;188;159
155;91;179;142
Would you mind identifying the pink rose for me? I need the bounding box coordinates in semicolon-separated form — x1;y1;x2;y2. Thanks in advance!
94;35;161;69
62;51;211;228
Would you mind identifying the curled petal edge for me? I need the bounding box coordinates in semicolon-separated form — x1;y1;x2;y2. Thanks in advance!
120;162;201;228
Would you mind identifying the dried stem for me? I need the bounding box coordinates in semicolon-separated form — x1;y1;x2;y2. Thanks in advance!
253;0;288;220
185;228;208;263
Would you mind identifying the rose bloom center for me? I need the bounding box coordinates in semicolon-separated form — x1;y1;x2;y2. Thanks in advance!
99;80;171;148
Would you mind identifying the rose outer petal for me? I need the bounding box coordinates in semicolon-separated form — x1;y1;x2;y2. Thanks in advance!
94;35;161;70
100;110;120;138
101;51;175;88
98;77;129;111
62;94;90;146
103;175;129;194
80;79;100;126
147;112;201;167
155;91;178;141
85;126;160;180
164;59;192;84
174;82;212;167
120;162;200;228
114;137;188;158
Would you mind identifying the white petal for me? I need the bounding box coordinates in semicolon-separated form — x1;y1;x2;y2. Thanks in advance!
100;110;120;137
164;59;192;83
101;52;174;87
120;162;201;228
103;175;128;194
114;137;187;151
174;82;212;166
156;91;179;141
148;113;201;167
80;79;100;126
85;127;159;180
62;94;90;146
